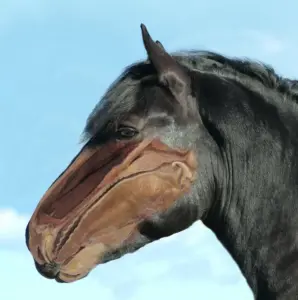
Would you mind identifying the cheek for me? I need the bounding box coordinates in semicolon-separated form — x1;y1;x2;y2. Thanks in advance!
138;179;201;240
138;216;169;240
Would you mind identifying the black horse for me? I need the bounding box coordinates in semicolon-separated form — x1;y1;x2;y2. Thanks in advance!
26;24;298;299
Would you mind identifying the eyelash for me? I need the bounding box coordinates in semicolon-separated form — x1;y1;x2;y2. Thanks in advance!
115;126;139;140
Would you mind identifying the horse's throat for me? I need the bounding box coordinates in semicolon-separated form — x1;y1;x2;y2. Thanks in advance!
205;203;298;299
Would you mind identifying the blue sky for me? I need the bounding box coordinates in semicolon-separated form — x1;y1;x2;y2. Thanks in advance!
1;0;297;299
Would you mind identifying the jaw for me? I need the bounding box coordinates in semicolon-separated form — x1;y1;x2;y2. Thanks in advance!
26;138;197;283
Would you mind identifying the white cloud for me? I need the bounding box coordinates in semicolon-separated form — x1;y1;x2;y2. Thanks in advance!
0;208;29;241
0;210;253;299
0;250;116;300
129;279;253;300
88;221;253;299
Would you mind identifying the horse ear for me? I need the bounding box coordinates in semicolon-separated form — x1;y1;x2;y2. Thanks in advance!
155;40;165;51
140;24;191;106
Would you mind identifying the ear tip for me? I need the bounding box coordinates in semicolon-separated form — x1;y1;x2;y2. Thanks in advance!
140;23;146;31
140;23;151;48
140;23;148;36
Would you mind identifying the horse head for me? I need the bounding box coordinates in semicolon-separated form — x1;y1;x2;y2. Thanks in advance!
25;24;215;283
26;24;298;299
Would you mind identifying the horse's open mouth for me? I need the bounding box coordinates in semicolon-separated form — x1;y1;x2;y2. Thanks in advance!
26;138;197;282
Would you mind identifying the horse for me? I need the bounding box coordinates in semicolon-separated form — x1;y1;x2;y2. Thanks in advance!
25;24;298;299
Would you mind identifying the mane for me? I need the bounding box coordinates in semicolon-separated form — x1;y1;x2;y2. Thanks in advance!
82;50;298;141
173;50;298;102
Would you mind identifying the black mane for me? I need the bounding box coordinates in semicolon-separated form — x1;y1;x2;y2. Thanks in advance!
175;51;298;101
83;51;298;141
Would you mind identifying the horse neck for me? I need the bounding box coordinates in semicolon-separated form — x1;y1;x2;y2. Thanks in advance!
202;114;298;299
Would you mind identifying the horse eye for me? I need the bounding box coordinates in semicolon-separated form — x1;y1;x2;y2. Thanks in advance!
116;126;138;139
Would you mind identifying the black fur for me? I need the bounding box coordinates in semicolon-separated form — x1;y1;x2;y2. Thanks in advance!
83;50;298;142
80;26;298;299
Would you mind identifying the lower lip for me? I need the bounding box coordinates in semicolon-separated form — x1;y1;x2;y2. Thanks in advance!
56;271;89;283
55;276;66;283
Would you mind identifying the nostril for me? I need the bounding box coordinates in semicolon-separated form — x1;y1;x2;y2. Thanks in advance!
34;261;60;279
